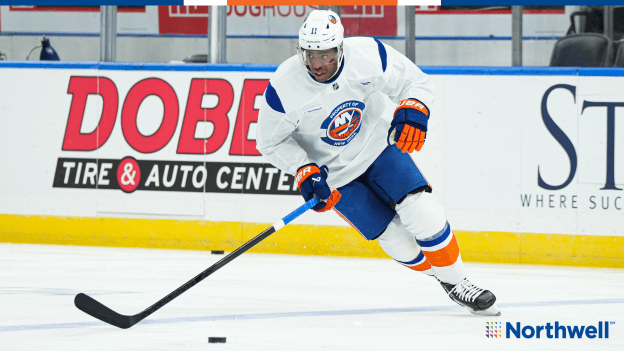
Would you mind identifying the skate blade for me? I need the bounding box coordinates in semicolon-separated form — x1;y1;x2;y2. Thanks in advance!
469;304;501;316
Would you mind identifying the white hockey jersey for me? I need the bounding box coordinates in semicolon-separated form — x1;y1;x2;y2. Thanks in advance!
256;37;435;189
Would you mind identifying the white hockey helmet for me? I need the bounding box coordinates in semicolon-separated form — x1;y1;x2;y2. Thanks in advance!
297;10;344;79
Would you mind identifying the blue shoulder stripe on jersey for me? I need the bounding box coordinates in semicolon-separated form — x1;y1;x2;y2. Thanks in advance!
416;222;451;248
265;82;285;114
374;38;387;72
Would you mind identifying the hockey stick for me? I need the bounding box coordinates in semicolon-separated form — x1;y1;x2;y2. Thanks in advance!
74;197;320;329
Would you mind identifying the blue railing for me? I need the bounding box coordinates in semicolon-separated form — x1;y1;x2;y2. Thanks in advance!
1;61;624;76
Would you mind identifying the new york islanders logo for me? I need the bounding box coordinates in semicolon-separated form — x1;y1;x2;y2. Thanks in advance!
320;101;365;147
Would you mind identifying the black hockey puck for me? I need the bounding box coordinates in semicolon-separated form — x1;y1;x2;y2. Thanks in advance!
208;337;226;343
211;250;225;254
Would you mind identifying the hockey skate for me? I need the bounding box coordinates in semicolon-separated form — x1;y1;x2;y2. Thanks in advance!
439;278;501;316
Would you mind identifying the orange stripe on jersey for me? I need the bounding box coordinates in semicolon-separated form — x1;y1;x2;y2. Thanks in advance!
404;260;432;272
421;235;460;267
333;207;366;240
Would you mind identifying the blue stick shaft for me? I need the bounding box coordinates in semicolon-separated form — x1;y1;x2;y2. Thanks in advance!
281;197;320;226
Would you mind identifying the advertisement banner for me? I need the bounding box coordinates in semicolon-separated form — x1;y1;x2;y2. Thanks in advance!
0;65;623;239
0;67;309;226
1;64;624;265
158;6;397;37
436;73;624;237
520;76;624;235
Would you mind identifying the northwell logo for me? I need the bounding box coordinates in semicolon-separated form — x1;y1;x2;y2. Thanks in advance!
485;322;502;338
488;321;614;339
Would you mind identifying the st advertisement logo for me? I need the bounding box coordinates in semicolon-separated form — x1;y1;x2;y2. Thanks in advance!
487;321;614;340
521;84;623;211
52;157;299;195
539;84;622;191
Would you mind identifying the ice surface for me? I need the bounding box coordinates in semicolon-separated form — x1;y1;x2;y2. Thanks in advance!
1;243;623;350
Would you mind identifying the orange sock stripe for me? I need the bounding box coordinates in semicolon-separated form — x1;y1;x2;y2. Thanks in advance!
422;235;460;267
404;260;432;272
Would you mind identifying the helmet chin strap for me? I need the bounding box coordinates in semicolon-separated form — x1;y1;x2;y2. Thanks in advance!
327;44;344;80
325;57;342;80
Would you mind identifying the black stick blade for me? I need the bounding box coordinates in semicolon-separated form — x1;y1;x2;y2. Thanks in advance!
74;293;135;329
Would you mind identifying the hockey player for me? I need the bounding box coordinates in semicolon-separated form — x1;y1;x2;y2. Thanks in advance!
257;10;500;316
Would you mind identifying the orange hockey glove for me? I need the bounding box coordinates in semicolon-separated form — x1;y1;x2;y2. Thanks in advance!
388;98;430;153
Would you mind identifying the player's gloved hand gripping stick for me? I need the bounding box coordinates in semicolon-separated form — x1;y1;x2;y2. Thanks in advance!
296;163;341;212
74;197;320;329
388;98;430;153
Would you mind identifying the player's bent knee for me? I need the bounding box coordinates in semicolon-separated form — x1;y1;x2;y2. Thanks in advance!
395;191;447;241
377;216;421;263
